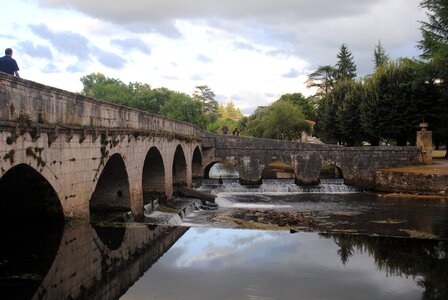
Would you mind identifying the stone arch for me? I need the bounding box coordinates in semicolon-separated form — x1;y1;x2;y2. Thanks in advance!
203;160;240;179
0;163;65;225
172;145;187;187
262;158;296;180
0;164;64;298
142;147;166;203
192;146;203;179
90;153;131;216
319;163;344;180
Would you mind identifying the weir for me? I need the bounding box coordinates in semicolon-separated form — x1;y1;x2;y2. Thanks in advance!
205;178;360;194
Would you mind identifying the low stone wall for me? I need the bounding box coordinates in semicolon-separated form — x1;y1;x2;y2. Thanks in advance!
375;170;448;195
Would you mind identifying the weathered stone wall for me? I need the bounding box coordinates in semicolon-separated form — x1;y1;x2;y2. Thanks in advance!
0;73;199;136
211;135;422;188
32;222;187;300
0;129;200;219
375;170;448;195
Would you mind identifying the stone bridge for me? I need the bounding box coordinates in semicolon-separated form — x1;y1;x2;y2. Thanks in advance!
206;134;422;187
0;73;422;222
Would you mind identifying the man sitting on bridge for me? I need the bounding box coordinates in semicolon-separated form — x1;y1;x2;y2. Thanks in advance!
0;48;20;77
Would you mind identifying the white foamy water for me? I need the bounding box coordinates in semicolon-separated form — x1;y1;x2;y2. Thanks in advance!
216;193;293;208
208;178;359;194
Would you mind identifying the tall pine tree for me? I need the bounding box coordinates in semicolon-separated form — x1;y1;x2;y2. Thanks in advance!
373;41;390;69
335;44;357;81
193;85;219;122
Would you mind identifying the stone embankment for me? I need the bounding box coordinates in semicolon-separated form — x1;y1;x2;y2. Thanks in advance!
375;161;448;196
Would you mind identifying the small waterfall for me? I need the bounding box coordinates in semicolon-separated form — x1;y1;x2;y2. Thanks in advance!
208;178;359;194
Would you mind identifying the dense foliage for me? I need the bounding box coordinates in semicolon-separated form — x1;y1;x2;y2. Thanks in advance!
80;73;212;128
310;1;448;149
419;0;448;154
242;100;311;141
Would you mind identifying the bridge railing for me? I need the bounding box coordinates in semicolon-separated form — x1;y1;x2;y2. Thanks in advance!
0;73;200;137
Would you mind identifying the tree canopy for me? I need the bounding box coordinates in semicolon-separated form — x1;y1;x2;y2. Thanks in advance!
305;65;337;97
243;100;311;141
193;85;219;122
419;0;448;153
79;72;211;128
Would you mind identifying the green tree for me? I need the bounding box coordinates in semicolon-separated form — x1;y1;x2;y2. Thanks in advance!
243;106;270;138
80;72;130;105
336;80;366;146
363;59;438;145
360;79;382;145
132;86;171;114
79;73;213;128
193;85;219;122
419;0;448;156
244;102;310;141
374;40;390;69
316;80;352;144
224;101;243;121
335;44;357;81
160;93;209;128
278;93;317;121
306;65;337;97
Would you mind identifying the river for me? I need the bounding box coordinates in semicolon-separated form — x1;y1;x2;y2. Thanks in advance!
1;164;447;299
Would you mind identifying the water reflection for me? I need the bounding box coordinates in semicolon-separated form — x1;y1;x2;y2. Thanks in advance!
0;225;63;300
122;228;448;300
326;234;448;300
2;223;447;300
0;222;187;300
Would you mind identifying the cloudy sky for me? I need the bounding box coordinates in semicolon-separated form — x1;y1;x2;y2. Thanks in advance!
1;0;426;114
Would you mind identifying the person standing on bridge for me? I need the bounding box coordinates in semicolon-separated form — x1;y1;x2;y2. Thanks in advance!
0;48;20;77
222;124;228;135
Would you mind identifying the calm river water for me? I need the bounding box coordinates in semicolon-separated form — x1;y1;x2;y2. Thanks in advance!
1;168;447;299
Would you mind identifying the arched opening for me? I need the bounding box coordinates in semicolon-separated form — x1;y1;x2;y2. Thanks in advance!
172;145;187;187
142;147;166;205
206;162;239;179
0;164;64;299
262;159;295;179
90;154;131;220
319;165;344;182
192;147;203;179
0;164;64;225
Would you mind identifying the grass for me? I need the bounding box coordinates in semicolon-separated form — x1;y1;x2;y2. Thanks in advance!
433;150;447;158
384;164;448;175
